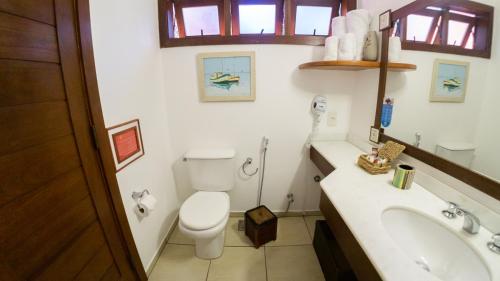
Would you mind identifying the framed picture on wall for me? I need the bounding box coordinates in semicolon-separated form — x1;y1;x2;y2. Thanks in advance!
107;119;145;172
430;59;470;103
197;52;256;102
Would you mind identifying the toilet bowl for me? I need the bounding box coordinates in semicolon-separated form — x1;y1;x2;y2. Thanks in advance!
178;191;230;259
181;148;235;259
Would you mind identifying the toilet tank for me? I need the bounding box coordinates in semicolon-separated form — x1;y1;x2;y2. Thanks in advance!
185;149;236;191
436;142;476;168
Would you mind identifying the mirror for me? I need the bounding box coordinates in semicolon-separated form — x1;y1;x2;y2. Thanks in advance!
376;0;500;199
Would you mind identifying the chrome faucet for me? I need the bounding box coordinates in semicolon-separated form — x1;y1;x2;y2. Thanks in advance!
442;202;480;234
457;209;481;234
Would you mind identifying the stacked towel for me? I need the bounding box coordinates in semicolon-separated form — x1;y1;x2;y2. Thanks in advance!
389;36;402;62
338;33;356;60
323;36;339;61
331;16;347;37
346;9;372;60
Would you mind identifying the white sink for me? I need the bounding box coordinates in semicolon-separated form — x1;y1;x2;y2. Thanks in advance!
381;207;491;281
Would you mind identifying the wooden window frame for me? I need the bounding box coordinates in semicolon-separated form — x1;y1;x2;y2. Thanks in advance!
395;0;493;58
158;0;356;48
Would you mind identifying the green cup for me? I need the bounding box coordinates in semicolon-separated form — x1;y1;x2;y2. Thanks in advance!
392;164;416;190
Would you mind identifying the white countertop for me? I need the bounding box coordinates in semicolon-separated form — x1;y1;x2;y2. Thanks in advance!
312;141;500;281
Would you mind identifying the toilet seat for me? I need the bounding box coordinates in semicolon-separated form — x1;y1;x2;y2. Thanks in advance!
180;191;230;231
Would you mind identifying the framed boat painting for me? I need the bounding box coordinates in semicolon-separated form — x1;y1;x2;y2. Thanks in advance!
429;59;469;103
197;52;256;102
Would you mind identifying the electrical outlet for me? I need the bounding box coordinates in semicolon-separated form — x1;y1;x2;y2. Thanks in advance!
327;111;337;127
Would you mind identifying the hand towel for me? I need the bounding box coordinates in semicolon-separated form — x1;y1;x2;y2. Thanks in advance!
389;36;402;62
346;9;372;60
323;36;339;61
331;16;347;37
338;33;356;61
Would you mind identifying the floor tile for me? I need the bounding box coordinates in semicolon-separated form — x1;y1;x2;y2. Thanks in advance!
266;217;311;246
266;245;325;281
149;244;209;281
207;247;266;281
303;215;325;240
168;225;194;245
225;217;254;247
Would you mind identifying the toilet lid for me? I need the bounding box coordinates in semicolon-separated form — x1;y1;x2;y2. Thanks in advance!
180;191;229;230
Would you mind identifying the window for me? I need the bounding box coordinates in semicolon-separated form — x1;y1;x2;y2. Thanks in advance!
182;6;220;36
395;1;493;58
238;5;277;34
406;14;434;42
231;0;283;36
159;0;357;47
295;6;334;35
173;0;226;38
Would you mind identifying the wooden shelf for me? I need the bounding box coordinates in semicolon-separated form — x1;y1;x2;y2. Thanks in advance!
298;60;417;72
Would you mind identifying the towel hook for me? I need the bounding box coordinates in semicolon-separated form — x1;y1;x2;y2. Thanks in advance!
242;157;258;177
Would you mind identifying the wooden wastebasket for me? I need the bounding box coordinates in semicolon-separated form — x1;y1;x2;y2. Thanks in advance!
245;205;277;248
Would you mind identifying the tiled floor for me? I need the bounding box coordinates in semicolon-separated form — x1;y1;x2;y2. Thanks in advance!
149;215;325;281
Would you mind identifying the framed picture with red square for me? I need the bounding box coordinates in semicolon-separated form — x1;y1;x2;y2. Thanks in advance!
107;119;145;172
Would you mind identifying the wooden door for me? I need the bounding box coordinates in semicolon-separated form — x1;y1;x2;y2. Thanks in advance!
0;0;140;280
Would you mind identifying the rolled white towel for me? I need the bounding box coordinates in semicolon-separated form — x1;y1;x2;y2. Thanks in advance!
346;9;372;25
338;33;356;61
323;36;339;61
389;36;402;62
346;11;371;60
331;16;347;37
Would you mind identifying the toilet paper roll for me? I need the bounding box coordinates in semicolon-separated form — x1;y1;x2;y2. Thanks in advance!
136;193;157;217
338;33;356;61
331;16;347;37
389;36;402;62
323;36;339;61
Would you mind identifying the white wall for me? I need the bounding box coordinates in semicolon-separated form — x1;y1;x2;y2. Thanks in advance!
473;5;500;181
89;0;179;271
161;45;355;212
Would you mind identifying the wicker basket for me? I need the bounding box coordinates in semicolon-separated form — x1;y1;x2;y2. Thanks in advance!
357;141;406;175
357;154;391;174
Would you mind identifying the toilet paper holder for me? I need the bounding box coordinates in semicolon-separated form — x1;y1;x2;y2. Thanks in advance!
132;189;150;201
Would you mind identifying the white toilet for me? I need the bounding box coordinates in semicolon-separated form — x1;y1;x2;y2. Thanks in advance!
179;148;235;259
436;142;476;168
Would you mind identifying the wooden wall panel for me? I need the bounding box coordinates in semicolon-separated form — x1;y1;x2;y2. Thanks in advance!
74;245;115;281
0;13;58;62
101;265;120;281
0;136;81;206
0;169;89;244
34;222;106;281
0;102;73;156
5;197;97;278
0;0;55;25
0;60;66;107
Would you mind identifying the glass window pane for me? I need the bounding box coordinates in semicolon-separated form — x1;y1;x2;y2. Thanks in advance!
183;6;220;36
295;6;332;35
448;20;469;45
406;14;434;41
239;5;276;34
